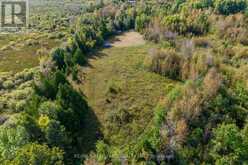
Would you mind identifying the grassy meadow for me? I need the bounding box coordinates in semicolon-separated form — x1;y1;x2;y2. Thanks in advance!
80;43;178;149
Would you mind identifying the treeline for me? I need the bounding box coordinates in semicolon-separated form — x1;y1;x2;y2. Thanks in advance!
0;1;136;164
135;0;248;39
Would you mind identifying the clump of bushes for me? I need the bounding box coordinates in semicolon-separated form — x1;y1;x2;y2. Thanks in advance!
162;15;188;35
0;69;36;115
214;0;247;15
145;45;216;81
114;5;136;31
186;11;210;35
192;0;214;9
127;67;223;164
145;48;181;79
143;11;209;43
135;13;151;32
6;143;64;165
2;80;14;89
210;123;248;164
214;14;247;40
144;17;164;43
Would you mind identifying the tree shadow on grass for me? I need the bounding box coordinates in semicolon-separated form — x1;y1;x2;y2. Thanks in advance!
88;51;108;59
78;105;102;157
84;52;108;69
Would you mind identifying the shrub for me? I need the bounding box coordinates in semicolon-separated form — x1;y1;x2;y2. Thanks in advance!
56;83;87;132
15;100;26;112
147;40;218;81
135;13;150;32
214;14;247;41
2;80;14;89
144;17;163;43
51;48;66;71
187;52;215;80
34;70;68;100
114;7;135;31
214;0;247;15
171;0;186;13
233;81;248;108
175;119;188;144
11;90;29;100
99;4;117;18
74;26;97;53
96;140;110;162
202;67;222;97
154;104;166;127
34;76;57;100
71;66;78;81
0;126;30;160
210;124;243;164
44;120;67;147
14;69;34;82
10;143;64;165
72;48;87;66
168;81;203;122
36;47;49;57
162;15;187;35
146;48;181;79
40;57;56;77
38;101;60;119
186;12;210;35
38;115;50;128
192;0;214;9
18;82;32;90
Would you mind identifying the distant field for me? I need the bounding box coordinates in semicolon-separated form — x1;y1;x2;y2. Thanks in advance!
0;0;84;73
0;33;61;72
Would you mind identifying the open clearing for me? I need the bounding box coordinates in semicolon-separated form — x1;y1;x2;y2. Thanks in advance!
80;32;174;149
109;31;146;47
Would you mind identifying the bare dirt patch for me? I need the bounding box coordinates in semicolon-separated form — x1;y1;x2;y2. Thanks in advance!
109;31;145;47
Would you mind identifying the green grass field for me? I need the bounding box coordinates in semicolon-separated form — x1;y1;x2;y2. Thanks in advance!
80;43;177;150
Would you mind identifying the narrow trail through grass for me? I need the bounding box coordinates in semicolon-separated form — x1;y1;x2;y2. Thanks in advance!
80;32;174;150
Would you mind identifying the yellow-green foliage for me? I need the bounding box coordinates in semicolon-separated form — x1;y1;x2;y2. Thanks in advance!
0;69;36;114
145;46;217;81
162;15;187;35
146;48;181;79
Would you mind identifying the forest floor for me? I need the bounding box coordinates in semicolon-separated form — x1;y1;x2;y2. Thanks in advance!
79;31;175;153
